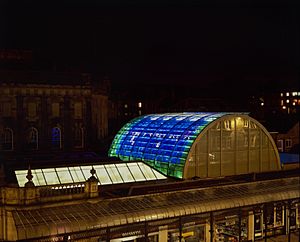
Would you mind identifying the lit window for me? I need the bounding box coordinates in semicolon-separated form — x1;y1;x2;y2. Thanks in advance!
292;102;296;106
52;127;61;149
285;139;292;149
298;92;300;96
224;120;231;130
277;140;283;152
280;93;283;97
282;106;286;109
292;92;297;96
124;104;128;108
286;99;290;103
280;100;284;106
261;102;264;106
286;92;289;96
138;102;142;108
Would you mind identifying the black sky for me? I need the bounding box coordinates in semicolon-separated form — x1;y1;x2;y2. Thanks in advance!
0;0;299;94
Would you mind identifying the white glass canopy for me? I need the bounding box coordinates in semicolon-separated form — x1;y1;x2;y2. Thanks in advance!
15;162;167;187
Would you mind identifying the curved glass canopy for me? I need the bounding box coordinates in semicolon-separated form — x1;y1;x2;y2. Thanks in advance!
109;112;237;178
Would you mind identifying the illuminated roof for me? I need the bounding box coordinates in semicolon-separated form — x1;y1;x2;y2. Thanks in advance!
15;162;166;187
12;177;300;240
109;112;242;178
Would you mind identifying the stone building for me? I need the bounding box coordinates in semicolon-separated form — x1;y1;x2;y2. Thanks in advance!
0;70;109;160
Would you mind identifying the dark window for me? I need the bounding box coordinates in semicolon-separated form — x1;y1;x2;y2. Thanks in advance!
2;128;13;150
27;127;38;150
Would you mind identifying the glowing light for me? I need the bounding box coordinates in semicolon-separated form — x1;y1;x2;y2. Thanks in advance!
280;93;283;97
282;106;286;109
292;92;297;96
286;99;290;103
261;102;264;106
138;102;142;108
108;112;238;178
286;92;289;96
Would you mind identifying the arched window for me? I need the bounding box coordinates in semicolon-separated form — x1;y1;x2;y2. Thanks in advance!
52;127;62;149
74;127;84;148
2;128;13;150
27;127;38;150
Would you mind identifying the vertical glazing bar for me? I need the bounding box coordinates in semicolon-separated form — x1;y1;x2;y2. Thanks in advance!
220;121;223;176
178;217;182;242
238;209;242;242
210;211;214;242
145;221;149;242
263;204;267;242
106;227;110;242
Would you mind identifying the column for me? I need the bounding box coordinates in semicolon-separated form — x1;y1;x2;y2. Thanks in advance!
248;211;255;241
158;226;168;242
40;96;48;150
210;212;214;242
205;222;211;242
285;203;290;235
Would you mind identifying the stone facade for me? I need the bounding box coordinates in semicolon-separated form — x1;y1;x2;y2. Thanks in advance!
0;76;109;156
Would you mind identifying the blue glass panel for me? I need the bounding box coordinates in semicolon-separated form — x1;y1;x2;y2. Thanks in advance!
108;112;242;178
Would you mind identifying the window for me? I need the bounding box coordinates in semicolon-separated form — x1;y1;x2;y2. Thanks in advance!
52;127;61;149
74;102;82;119
124;104;128;108
224;120;231;130
52;103;60;117
250;135;257;147
285;139;292;149
28;103;37;118
286;92;289;97
138;102;142;108
74;127;84;148
2;128;13;150
27;127;38;150
277;139;283;152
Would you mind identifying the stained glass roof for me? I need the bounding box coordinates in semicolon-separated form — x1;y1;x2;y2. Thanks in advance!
109;112;240;178
15;162;166;187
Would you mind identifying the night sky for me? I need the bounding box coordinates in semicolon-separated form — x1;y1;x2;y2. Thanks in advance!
0;0;299;95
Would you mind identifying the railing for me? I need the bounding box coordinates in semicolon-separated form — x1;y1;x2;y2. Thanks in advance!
0;179;98;205
39;183;85;197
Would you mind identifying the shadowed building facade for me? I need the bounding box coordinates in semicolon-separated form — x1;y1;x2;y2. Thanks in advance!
0;71;109;159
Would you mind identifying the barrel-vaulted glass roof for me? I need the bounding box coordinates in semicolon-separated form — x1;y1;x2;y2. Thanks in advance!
15;162;166;187
109;112;241;178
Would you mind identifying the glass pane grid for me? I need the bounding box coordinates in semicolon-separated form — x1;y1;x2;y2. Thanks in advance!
108;112;241;178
